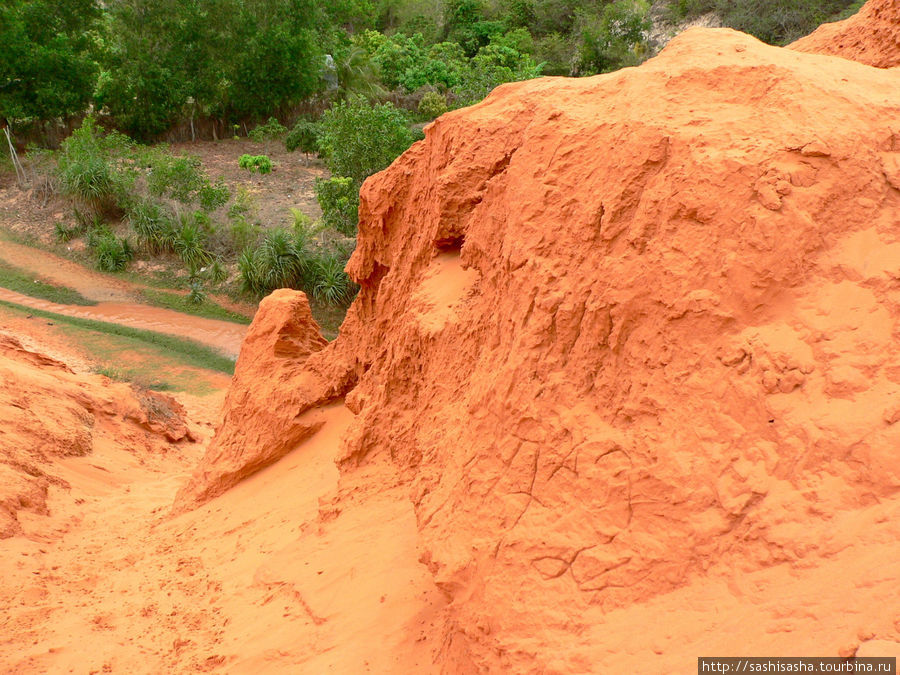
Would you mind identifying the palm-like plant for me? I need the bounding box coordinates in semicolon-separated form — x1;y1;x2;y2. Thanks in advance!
311;253;356;305
335;46;387;100
174;216;213;271
260;228;305;289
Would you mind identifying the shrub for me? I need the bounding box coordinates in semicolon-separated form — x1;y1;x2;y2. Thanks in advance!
228;186;255;219
248;117;287;144
146;151;227;209
238;154;273;174
418;91;449;119
173;216;213;271
91;231;134;272
127;199;176;254
229;216;261;255
187;279;207;304
317;97;416;185
56;117;134;216
285;120;320;154
238;228;302;296
198;178;229;212
238;247;266;295
315;176;359;236
310;252;356;305
258;227;306;289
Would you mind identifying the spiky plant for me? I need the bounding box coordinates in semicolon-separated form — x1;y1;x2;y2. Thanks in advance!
310;252;356;305
173;216;212;270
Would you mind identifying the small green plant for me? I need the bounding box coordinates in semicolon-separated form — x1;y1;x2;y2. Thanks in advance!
198;178;230;211
228;186;255;219
248;117;287;152
285;119;320;156
187;278;207;304
238;154;273;174
229;216;261;254
418;91;449;119
173;216;213;271
310;252;356;305
91;231;134;271
315;176;358;236
290;208;316;235
55;221;82;243
127;199;176;253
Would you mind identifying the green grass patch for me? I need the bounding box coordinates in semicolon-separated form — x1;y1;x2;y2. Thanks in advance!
0;259;97;305
0;298;235;375
140;288;252;324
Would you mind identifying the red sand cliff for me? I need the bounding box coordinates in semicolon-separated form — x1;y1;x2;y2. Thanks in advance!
175;22;900;672
0;333;194;538
789;0;900;68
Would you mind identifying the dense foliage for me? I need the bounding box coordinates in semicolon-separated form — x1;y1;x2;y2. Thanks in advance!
1;0;863;137
0;0;100;122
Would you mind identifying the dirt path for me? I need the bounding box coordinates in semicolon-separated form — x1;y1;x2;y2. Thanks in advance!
0;287;246;358
0;240;135;303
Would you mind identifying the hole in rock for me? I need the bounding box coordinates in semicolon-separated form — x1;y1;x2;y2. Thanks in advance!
433;235;464;252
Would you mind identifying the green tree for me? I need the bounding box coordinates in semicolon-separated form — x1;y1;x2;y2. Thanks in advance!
0;0;100;125
317;97;416;185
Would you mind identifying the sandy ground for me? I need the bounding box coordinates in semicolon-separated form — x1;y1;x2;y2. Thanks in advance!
0;400;444;674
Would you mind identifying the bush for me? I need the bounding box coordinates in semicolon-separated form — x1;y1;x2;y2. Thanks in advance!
146;150;228;209
56;118;134;216
238;154;273;174
173;216;213;272
127;199;176;254
238;227;308;296
317;97;416;186
229;216;261;254
198;178;229;212
91;230;134;272
237;228;356;305
248;117;287;144
310;252;356;305
315;176;359;236
285;119;320;154
418;91;449;119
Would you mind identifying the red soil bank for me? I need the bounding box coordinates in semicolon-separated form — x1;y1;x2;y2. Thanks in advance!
0;333;195;538
789;0;900;67
179;26;900;672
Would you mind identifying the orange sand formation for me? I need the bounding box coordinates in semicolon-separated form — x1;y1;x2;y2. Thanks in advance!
174;22;900;673
4;5;900;673
789;0;900;67
0;332;194;538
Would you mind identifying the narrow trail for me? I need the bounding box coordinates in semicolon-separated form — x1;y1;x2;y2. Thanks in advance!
0;241;247;358
0;240;135;303
0;287;246;358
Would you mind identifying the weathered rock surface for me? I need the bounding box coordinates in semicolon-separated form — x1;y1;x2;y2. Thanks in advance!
179;22;900;673
789;0;900;67
173;289;339;510
0;333;195;537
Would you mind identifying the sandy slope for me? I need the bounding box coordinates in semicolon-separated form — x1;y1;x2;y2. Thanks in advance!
1;398;443;673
